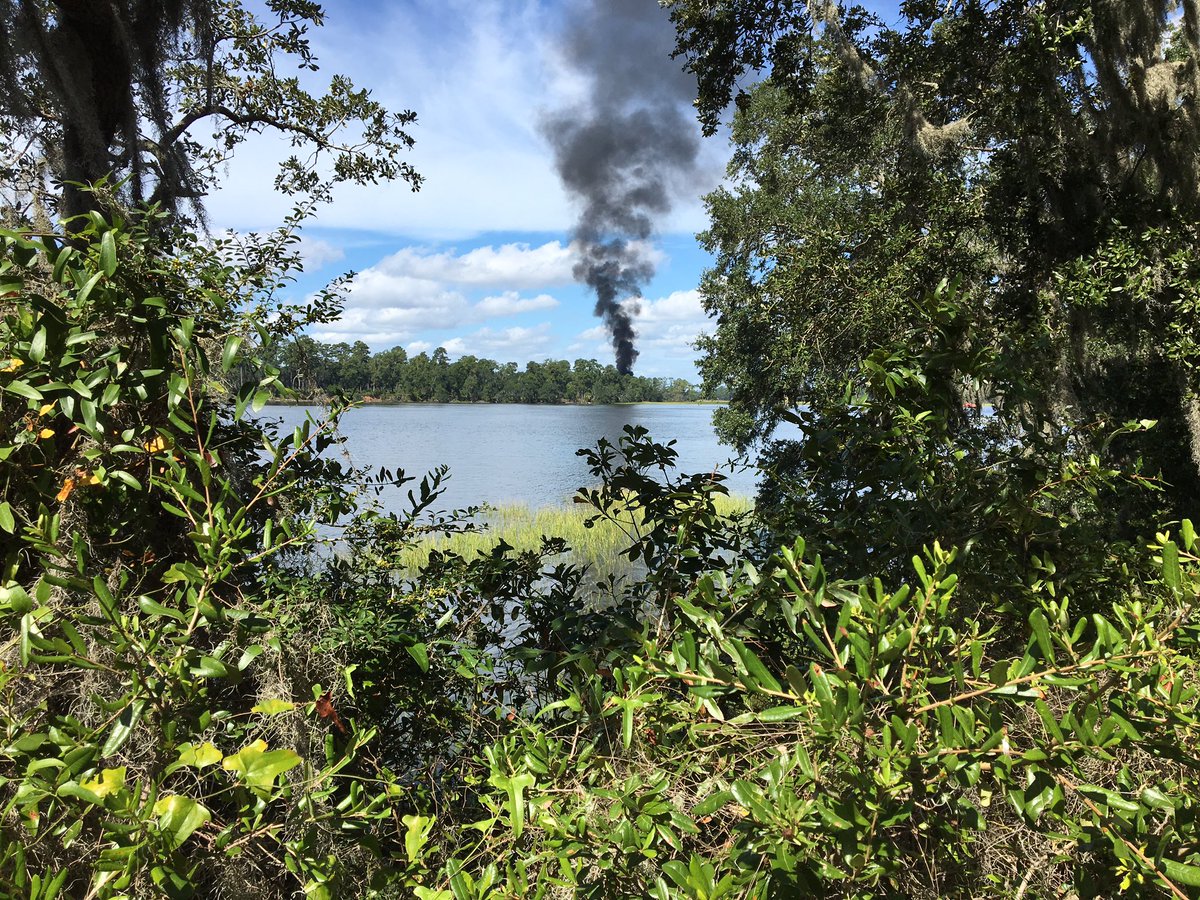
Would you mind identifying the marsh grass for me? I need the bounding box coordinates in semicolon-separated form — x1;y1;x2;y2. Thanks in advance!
401;493;752;576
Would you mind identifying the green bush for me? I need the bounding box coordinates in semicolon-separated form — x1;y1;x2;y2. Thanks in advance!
0;210;426;899
425;457;1200;898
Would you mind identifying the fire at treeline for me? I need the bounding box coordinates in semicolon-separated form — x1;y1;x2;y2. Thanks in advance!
260;337;724;404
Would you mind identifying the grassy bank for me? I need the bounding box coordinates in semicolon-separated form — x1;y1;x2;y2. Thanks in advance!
398;493;752;574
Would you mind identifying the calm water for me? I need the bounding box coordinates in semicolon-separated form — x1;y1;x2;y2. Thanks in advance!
265;403;755;511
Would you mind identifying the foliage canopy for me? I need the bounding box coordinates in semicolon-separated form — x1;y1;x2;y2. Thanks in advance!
669;0;1200;525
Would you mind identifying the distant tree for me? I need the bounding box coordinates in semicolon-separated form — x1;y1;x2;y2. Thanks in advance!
430;347;452;402
518;361;544;404
570;358;603;402
371;345;409;395
663;377;699;402
592;365;624;404
541;360;572;403
279;335;324;395
405;351;435;402
496;361;520;402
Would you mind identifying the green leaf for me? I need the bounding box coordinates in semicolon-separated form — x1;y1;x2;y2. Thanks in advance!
621;699;635;749
237;644;264;670
1161;858;1200;888
221;740;302;798
1028;609;1054;660
151;865;194;898
406;642;429;672
221;334;243;373
28;327;46;364
99;230;117;276
1139;786;1175;810
153;795;211;848
487;771;536;841
80;398;98;434
729;638;782;693
0;583;30;615
191;656;232;678
662;860;690;889
75;270;104;305
251;699;296;715
137;596;185;622
4;380;43;401
1162;540;1182;592
176;742;223;768
79;766;126;799
1181;519;1196;551
403;813;435;864
57;781;106;805
749;705;805;723
108;470;142;490
447;860;475;900
691;791;733;817
102;699;145;758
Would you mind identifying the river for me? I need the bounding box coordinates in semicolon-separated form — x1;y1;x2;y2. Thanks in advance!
264;403;756;512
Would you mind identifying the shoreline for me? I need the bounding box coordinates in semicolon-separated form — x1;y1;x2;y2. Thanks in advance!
263;398;730;408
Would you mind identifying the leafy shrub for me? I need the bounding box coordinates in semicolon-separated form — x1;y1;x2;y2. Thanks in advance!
0;211;420;898
431;480;1200;898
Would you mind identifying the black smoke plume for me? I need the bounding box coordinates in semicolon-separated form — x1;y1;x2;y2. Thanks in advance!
542;0;701;374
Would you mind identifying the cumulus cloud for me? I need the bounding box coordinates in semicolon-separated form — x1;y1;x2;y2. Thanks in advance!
201;1;725;238
343;269;470;314
475;291;559;316
312;302;466;347
633;289;707;324
298;237;346;270
317;241;571;347
370;241;575;288
413;323;554;360
569;289;713;376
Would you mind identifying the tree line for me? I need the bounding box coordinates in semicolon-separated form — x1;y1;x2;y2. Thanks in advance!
267;336;724;403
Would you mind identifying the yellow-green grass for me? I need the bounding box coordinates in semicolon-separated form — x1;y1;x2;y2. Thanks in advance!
398;493;752;575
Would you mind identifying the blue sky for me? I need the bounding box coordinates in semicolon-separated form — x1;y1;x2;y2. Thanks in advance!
204;0;732;380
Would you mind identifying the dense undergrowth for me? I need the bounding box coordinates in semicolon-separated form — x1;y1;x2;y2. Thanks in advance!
2;212;1199;899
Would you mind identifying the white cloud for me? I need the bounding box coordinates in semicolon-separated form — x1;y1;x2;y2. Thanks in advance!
341;268;470;313
447;324;556;359
371;241;575;288
627;290;713;357
634;289;708;324
312;302;465;348
475;291;559;316
569;289;713;376
298;237;346;270
412;324;555;360
313;241;570;347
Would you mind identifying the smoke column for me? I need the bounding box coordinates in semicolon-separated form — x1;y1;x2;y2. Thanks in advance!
542;0;701;374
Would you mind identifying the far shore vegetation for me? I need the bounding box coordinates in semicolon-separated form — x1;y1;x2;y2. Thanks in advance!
263;336;730;404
